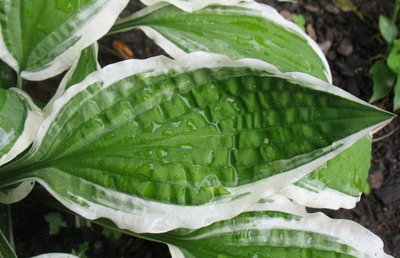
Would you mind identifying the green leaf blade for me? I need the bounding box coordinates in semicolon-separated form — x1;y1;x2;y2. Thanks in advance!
393;76;400;111
0;88;42;167
379;15;398;43
29;65;390;204
142;196;391;258
94;196;392;258
292;14;306;32
111;3;331;82
0;88;41;204
388;40;400;74
0;0;128;80
62;44;100;91
369;60;396;103
2;53;392;233
0;89;28;158
282;136;372;209
162;210;389;258
44;44;100;115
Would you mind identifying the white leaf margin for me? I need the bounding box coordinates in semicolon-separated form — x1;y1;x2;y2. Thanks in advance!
167;194;392;258
31;254;79;258
43;43;100;117
22;52;392;234
0;88;42;204
0;88;43;167
280;133;373;210
0;0;128;81
0;181;35;204
279;184;361;210
114;2;332;83
139;0;253;12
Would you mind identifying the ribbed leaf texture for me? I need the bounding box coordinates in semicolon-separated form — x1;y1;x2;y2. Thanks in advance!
111;2;376;210
111;3;331;82
0;53;393;233
282;135;372;209
97;195;391;258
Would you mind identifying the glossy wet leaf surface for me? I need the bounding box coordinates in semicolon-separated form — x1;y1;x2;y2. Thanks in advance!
95;196;390;258
111;3;330;81
0;0;127;80
156;211;356;258
0;54;392;234
294;135;371;197
4;60;392;206
44;44;100;115
0;89;28;160
62;44;100;91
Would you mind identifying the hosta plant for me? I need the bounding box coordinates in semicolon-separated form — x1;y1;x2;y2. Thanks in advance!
0;0;394;257
369;0;400;110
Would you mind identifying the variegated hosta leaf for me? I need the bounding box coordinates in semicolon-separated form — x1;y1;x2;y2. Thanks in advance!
97;195;391;258
113;1;376;210
115;1;375;210
110;2;331;82
0;89;42;167
160;196;392;258
0;0;128;81
281;135;372;209
139;0;253;12
58;43;100;92
0;53;393;233
0;88;42;204
44;43;100;116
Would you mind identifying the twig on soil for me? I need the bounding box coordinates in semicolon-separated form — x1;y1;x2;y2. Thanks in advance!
99;44;123;60
373;125;400;143
367;53;385;65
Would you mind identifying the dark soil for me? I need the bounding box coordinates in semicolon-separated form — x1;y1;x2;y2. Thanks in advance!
11;0;400;257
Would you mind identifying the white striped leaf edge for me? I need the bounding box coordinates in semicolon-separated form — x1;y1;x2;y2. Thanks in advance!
279;183;361;210
0;88;43;167
0;0;128;81
115;2;332;83
31;254;79;258
167;194;392;258
139;0;253;12
43;43;100;117
0;88;42;204
12;52;392;234
280;133;373;210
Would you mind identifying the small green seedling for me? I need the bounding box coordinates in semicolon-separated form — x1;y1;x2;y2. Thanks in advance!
370;0;400;110
44;212;67;236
